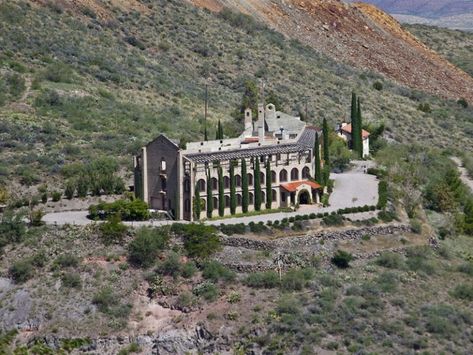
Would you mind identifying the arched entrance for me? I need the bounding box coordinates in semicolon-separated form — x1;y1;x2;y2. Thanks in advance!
298;189;311;205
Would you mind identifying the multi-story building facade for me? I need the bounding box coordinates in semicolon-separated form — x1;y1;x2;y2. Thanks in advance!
134;103;323;221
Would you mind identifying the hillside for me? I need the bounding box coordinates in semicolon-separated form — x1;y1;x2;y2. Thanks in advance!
189;0;473;103
405;24;473;77
0;0;472;193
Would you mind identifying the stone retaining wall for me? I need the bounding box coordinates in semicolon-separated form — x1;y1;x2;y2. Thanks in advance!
221;224;411;252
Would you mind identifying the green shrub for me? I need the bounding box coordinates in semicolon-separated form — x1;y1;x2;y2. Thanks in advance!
9;259;34;283
175;292;195;309
174;224;221;258
245;271;280;288
219;223;246;235
192;281;219;301
331;250;353;269
373;81;383;91
92;287;117;312
51;191;62;202
406;247;436;275
281;268;314;291
99;215;128;245
128;227;169;268
156;251;181;278
322;214;344;226
181;261;197;278
0;210;26;251
89;198;149;221
61;272;82;288
457;262;473;276
54;254;80;269
41;192;48;204
249;221;267;233
201;261;235;282
64;181;75;199
375;252;404;269
29;209;44;227
410;220;422;234
377;180;388;209
378;210;396;223
376;272;398;293
457;98;468;108
451;284;473;301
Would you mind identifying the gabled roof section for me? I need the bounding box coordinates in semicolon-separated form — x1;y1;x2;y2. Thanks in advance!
280;180;322;192
146;134;180;149
340;124;370;139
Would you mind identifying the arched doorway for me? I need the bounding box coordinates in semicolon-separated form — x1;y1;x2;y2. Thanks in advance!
298;189;311;205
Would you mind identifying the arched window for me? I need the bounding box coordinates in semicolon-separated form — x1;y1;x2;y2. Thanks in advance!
280;169;288;182
271;171;277;183
197;179;206;192
184;179;190;192
237;194;242;206
224;176;230;189
212;177;218;190
248;174;253;186
184;199;190;212
213;197;218;210
236;175;242;187
160;176;167;191
260;172;265;185
160;158;167;173
249;192;254;204
291;168;299;181
302;167;310;179
272;189;277;202
261;191;266;204
225;195;230;208
201;199;206;211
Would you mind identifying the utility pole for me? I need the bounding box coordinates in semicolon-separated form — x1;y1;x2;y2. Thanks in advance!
260;79;266;119
204;84;208;141
305;97;308;122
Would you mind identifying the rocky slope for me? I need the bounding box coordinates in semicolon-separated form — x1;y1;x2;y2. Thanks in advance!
189;0;473;103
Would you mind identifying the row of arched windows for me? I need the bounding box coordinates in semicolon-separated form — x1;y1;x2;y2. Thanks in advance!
200;189;279;210
196;167;311;192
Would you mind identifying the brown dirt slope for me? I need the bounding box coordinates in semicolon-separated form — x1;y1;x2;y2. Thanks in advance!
189;0;473;103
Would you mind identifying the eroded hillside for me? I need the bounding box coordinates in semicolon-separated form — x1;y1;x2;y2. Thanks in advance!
189;0;473;103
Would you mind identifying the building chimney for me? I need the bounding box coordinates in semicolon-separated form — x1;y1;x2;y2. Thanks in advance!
244;108;252;132
257;104;265;140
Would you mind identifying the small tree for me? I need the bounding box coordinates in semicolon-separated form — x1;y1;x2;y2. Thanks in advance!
218;166;225;217
314;133;322;183
128;227;170;268
254;158;261;211
355;97;363;158
241;159;249;213
194;184;201;220
331;250;353;268
265;159;272;209
64;181;75;200
206;169;213;219
230;162;236;215
322;118;330;167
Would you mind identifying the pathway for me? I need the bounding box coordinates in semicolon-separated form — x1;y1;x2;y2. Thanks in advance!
43;165;379;227
451;157;473;192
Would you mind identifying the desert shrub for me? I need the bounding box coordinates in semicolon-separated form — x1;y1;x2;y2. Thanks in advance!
281;268;314;291
156;251;181;278
201;261;235;282
41;192;48;204
51;191;62;202
29;209;44;227
451;284;473;301
227;291;241;303
175;291;195;309
89;198;149;221
219;223;246;235
173;224;220;258
375;252;405;269
406;247;436;275
373;81;383;91
64;181;75;199
9;259;34;283
421;304;472;338
276;295;301;317
117;343;141;355
322;214;344;226
245;271;280;288
410;220;422;234
192;281;219;301
249;221;267;233
92;287;117;312
43;62;75;83
61;272;82;288
457;262;473;276
128;227;169;268
417;103;431;113
378;210;396;223
181;261;197;278
376;272;398;293
54;254;80;269
331;250;353;269
457;98;468;108
0;210;26;251
99;215;128;245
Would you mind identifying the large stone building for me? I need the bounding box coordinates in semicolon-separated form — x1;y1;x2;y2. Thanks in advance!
134;104;323;221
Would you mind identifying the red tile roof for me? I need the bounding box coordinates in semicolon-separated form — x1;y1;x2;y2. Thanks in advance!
242;137;259;144
280;180;322;192
340;123;370;139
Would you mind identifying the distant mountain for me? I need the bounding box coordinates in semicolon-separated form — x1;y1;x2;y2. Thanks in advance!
344;0;473;30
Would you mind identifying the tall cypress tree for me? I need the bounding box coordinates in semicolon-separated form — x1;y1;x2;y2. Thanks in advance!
230;162;236;215
265;159;272;209
254;158;261;211
314;133;322;183
215;120;223;140
206;169;213;219
204;124;208;141
194;184;201;220
356;98;363;158
241;159;249;213
350;92;359;153
322;118;330;167
218;166;225;217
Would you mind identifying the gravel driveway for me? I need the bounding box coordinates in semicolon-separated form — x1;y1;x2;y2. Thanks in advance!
43;164;379;227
